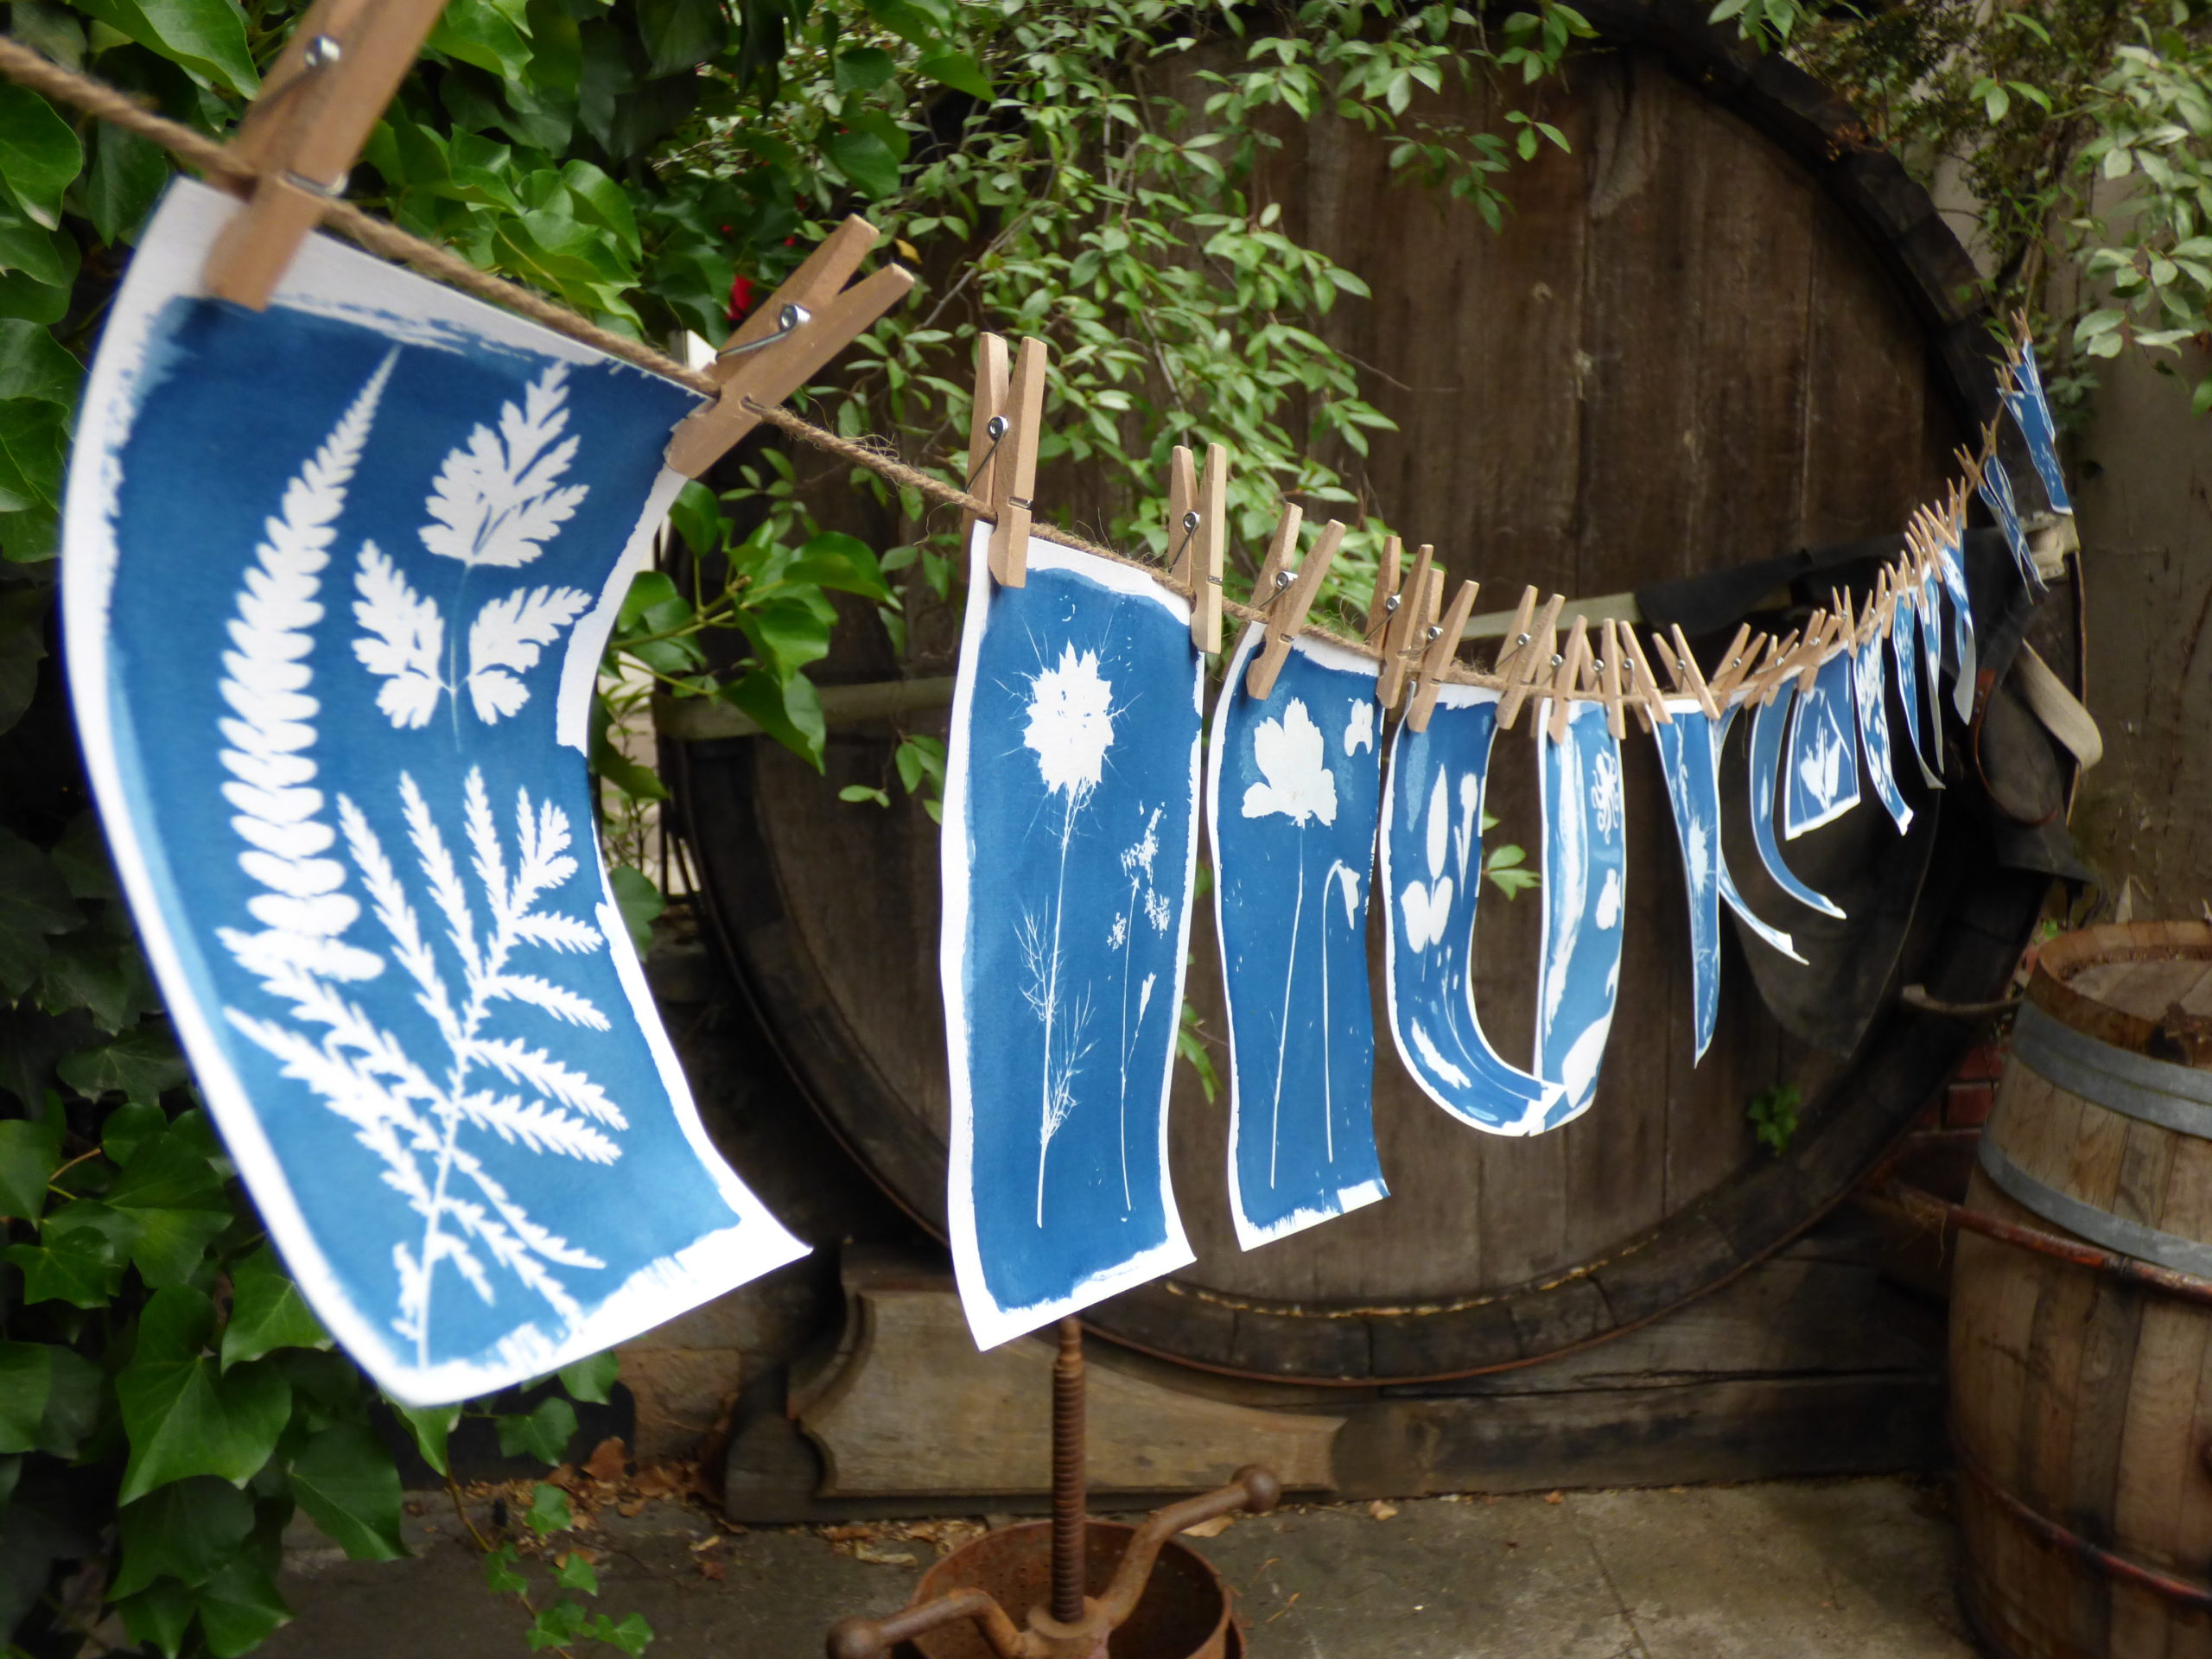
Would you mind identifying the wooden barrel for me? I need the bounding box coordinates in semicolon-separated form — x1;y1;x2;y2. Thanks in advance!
1952;924;2212;1659
673;0;2064;1382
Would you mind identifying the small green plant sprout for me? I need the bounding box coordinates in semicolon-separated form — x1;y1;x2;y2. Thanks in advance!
1480;809;1540;899
1747;1083;1804;1156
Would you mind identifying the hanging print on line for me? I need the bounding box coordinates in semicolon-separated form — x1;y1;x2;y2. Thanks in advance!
940;527;1200;1349
1208;630;1388;1250
61;181;806;1407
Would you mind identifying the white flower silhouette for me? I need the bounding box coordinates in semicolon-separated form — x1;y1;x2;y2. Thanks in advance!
1242;696;1346;1186
1398;770;1456;954
1025;644;1115;800
1343;698;1375;756
1796;709;1849;810
1243;698;1338;826
1018;643;1117;1225
1111;803;1168;1209
1590;751;1622;840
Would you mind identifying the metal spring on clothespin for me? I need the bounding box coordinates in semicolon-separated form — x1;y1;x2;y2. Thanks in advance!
717;302;811;359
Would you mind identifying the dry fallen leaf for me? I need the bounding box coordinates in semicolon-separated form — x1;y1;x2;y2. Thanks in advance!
853;1542;919;1568
1368;1502;1398;1521
1544;1491;1564;1504
699;1557;725;1582
1183;1516;1233;1539
821;1524;879;1543
689;1535;723;1554
583;1438;628;1484
617;1498;647;1518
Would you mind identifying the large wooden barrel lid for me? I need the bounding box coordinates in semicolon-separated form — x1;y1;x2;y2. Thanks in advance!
675;0;2059;1382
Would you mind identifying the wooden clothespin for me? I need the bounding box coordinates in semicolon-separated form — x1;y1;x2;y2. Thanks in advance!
982;337;1050;588
963;334;1010;547
1498;593;1563;732
1753;630;1801;706
1619;620;1669;728
1167;443;1229;654
1365;537;1402;644
1246;518;1344;700
1377;543;1435;710
664;219;917;477
1491;586;1540;681
1599;620;1629;740
1783;612;1827;695
1547;615;1592;743
1705;623;1758;704
1251;501;1305;604
1408;578;1479;733
1663;625;1720;721
203;0;451;308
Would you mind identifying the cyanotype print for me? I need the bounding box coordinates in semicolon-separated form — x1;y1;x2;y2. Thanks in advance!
2001;346;2073;515
1747;689;1847;919
1381;686;1562;1135
63;182;807;1405
1889;597;1943;789
1782;651;1860;839
1208;631;1388;1249
1853;632;1913;833
1977;455;2037;591
940;530;1201;1347
1650;704;1723;1062
1533;700;1626;1124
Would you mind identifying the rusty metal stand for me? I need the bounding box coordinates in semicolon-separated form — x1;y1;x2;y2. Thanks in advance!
826;1318;1281;1659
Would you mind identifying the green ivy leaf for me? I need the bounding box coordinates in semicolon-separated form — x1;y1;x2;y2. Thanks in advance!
0;825;80;996
59;1025;189;1102
525;1478;573;1534
529;1599;588;1649
101;1098;167;1168
556;1350;620;1404
115;1580;197;1659
5;1217;127;1306
36;1343;99;1457
821;127;901;199
221;1244;332;1368
110;1475;256;1598
0;318;81;405
37;930;152;1033
0;1341;50;1454
497;1394;578;1464
917;49;992;100
0;85;82;230
638;0;728;76
193;1553;293;1657
0;1115;60;1220
588;1610;655;1655
85;122;174;247
391;1401;461;1478
482;1541;528;1595
117;1287;292;1503
105;1129;231;1286
553;1550;599;1593
73;0;261;97
289;1420;406;1560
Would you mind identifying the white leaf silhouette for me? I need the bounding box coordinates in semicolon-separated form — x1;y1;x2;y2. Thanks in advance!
420;363;589;569
1454;773;1478;882
466;585;593;724
1241;697;1338;826
1343;698;1375;756
353;543;446;729
1400;874;1454;952
1424;770;1449;881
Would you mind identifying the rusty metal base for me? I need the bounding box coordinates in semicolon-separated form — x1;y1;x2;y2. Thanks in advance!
895;1522;1234;1659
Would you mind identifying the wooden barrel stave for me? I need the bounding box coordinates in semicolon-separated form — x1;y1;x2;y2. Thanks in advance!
1953;925;2212;1659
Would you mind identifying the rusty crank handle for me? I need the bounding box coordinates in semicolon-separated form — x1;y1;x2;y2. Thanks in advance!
827;1587;1027;1659
822;1466;1282;1659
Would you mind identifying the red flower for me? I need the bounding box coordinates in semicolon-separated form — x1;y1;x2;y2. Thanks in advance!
726;272;758;323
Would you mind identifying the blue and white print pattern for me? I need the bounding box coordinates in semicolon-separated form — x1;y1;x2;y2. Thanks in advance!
940;527;1200;1348
1533;700;1626;1124
1889;597;1943;789
1746;689;1847;919
2001;346;2073;515
1934;524;1978;721
1782;652;1860;839
1977;455;2039;593
1650;705;1723;1063
1853;632;1913;833
1710;704;1807;965
1207;631;1388;1250
1381;686;1562;1134
1916;570;1948;741
62;181;807;1405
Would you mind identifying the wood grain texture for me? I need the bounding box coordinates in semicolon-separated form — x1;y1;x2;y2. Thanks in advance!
1954;928;2212;1659
675;8;2039;1382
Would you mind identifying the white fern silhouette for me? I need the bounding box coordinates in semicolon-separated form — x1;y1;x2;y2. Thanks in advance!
353;361;594;730
215;354;631;1367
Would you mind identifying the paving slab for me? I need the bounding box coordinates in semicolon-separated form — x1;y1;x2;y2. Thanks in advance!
257;1478;1973;1659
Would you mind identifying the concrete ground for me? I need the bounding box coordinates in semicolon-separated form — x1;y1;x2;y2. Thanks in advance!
258;1475;1976;1658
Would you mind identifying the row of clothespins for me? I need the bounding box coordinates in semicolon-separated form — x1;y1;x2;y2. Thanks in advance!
955;317;2024;743
184;0;915;483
